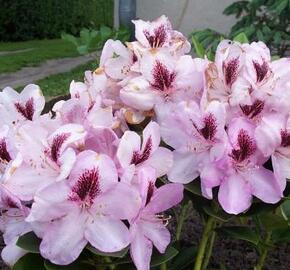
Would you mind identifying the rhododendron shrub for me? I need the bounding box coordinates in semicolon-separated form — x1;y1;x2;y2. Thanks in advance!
0;15;290;270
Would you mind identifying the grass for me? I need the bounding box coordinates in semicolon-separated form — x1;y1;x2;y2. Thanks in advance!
0;39;79;74
34;61;98;97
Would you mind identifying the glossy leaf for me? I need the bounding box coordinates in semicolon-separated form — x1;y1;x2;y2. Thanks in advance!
216;226;260;245
191;37;205;58
272;227;290;242
44;260;94;270
170;245;196;270
203;205;232;222
86;245;129;258
281;199;290;221
259;213;289;230
151;246;179;267
233;32;249;43
184;180;202;196
16;232;41;254
13;253;45;270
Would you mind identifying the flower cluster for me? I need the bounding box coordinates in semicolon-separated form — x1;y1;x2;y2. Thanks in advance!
0;15;289;270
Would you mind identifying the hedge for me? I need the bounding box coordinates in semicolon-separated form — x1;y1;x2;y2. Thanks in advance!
0;0;114;41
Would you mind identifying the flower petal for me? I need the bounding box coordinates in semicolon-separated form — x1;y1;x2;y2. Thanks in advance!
85;216;130;252
167;151;199;184
145;183;183;214
40;211;87;265
141;219;170;253
246;167;282;203
130;224;153;270
218;173;252;214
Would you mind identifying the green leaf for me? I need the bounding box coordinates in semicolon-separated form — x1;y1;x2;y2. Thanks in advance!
240;201;282;216
61;33;79;47
151;246;178;267
202;205;232;222
77;45;89;55
269;0;288;14
170;245;196;270
216;226;260;245
86;245;129;258
184;180;202;196
13;253;45;270
191;37;205;58
281;199;290;221
16;232;41;253
233;32;249;43
100;26;113;41
44;260;93;270
272;227;290;242
259;212;289;230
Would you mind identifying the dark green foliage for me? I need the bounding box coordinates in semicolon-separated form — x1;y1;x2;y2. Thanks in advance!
0;0;114;41
191;0;290;58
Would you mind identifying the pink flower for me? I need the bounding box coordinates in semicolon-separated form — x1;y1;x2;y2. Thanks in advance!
132;15;190;55
120;50;202;111
218;117;282;214
0;206;31;266
27;150;141;265
0;85;45;127
129;167;183;270
100;39;134;80
117;121;173;183
207;40;273;107
3;122;86;201
255;113;290;192
161;100;227;198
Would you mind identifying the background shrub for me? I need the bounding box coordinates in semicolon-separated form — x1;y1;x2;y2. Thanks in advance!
0;0;114;41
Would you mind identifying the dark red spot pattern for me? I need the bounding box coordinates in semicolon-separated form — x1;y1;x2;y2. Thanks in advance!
14;98;34;121
69;168;100;205
230;129;256;163
200;114;218;141
240;100;265;119
223;57;239;87
0;139;12;162
281;130;290;147
253;60;268;83
151;61;176;92
144;25;167;48
192;113;217;141
50;133;70;162
145;182;155;205
131;137;153;165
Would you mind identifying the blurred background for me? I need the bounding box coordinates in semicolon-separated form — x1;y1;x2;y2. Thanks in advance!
0;0;289;98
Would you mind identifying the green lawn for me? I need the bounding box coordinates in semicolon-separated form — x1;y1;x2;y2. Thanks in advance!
0;39;78;73
34;61;97;97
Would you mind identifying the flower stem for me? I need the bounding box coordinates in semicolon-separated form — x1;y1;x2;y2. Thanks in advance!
176;201;192;241
104;257;115;270
202;230;216;270
193;215;216;270
255;232;272;270
160;262;167;270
